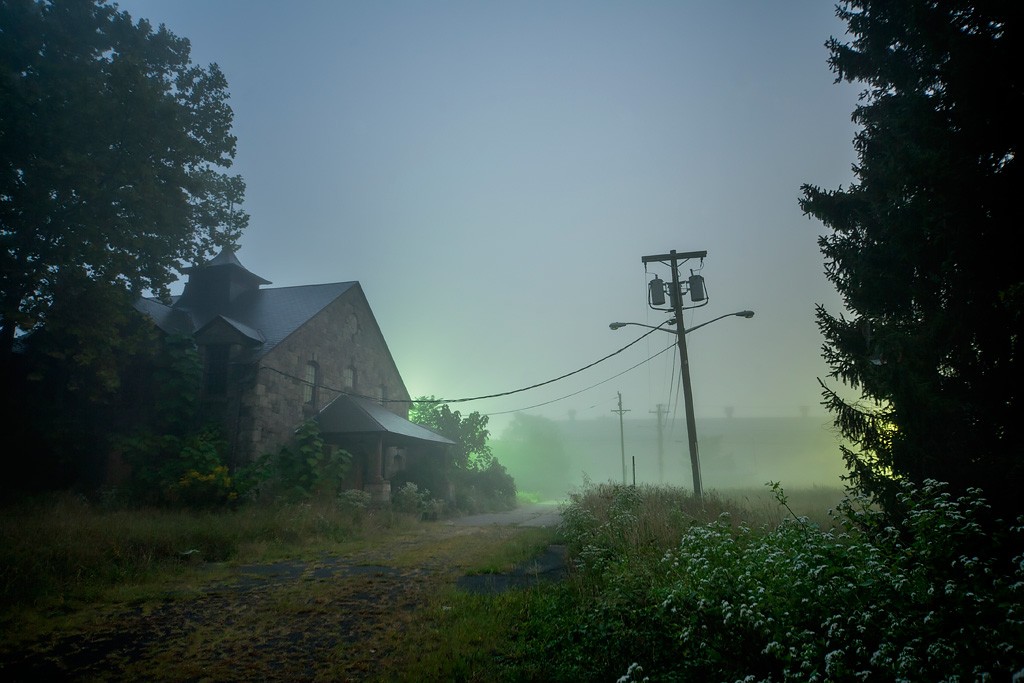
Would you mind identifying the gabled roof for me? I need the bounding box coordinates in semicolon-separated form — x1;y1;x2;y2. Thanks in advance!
194;314;266;346
316;394;456;448
221;282;358;352
134;297;194;336
138;281;358;359
136;248;361;360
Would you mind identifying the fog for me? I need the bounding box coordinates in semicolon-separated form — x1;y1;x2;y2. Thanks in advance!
494;414;847;501
114;0;861;432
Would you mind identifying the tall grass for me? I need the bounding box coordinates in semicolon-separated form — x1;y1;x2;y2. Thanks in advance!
377;483;850;682
557;482;842;585
501;481;1024;681
0;493;415;611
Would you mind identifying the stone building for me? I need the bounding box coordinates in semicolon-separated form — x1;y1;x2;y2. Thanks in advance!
136;248;451;502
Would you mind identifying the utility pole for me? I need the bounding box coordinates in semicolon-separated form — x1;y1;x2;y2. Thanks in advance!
651;403;668;483
642;249;706;499
612;392;630;485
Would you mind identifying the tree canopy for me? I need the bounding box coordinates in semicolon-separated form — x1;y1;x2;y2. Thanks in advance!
408;397;493;470
0;0;248;364
800;0;1022;518
408;398;516;512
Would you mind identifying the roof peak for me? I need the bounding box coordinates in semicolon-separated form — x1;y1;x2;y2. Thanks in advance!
183;247;272;285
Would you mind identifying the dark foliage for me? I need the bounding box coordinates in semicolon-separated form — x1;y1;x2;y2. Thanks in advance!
1;0;247;497
0;0;247;368
409;397;516;512
116;335;239;507
508;483;1024;681
255;420;352;502
800;0;1024;520
4;279;159;494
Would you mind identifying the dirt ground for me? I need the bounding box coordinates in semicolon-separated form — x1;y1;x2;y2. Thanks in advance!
0;510;565;682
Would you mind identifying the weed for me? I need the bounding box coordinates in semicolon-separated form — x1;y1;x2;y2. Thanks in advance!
510;480;1024;681
0;493;419;614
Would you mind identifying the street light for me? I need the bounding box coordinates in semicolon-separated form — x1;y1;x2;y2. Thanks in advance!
609;309;754;499
609;310;754;334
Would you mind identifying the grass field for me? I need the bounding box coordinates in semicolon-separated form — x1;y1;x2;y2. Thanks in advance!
7;482;1014;680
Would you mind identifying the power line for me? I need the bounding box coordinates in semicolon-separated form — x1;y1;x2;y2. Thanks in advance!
408;320;673;405
484;342;676;416
258;320;674;407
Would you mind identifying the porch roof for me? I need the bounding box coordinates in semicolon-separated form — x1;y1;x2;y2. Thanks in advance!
315;394;456;448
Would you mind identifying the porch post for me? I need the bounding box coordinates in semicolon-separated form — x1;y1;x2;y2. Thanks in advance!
364;435;391;504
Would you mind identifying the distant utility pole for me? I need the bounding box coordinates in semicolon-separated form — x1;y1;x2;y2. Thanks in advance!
642;249;707;499
651;403;668;483
612;392;630;485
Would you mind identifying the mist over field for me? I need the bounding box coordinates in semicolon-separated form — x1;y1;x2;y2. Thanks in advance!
493;415;847;501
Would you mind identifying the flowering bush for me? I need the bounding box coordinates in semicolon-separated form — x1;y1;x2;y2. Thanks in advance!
392;482;429;514
122;426;240;508
391;482;445;518
170;465;237;508
526;481;1023;681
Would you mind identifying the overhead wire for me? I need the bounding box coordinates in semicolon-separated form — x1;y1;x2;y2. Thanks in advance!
258;319;675;407
484;341;677;416
392;319;674;405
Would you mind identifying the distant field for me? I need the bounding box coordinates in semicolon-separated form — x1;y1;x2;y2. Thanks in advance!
497;415;849;499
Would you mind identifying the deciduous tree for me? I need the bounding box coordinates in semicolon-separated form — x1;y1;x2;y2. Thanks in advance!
409;397;516;511
409;397;493;470
800;0;1022;518
0;0;247;369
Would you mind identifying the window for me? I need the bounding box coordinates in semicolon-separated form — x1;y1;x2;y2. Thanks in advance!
303;361;319;406
379;383;388;405
343;364;357;391
205;344;230;395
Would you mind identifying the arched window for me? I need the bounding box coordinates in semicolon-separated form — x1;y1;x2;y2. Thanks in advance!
303;361;319;406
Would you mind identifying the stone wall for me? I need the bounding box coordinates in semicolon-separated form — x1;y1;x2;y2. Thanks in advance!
230;285;411;463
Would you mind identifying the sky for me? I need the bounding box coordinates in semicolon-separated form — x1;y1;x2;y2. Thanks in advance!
117;0;861;434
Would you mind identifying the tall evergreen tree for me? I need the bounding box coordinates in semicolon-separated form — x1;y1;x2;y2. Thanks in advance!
801;1;1023;518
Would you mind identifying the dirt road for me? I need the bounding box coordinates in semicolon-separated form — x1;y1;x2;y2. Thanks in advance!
0;506;565;681
449;502;562;528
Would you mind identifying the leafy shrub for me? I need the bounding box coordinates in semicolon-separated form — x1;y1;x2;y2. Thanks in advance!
114;336;244;508
335;488;371;525
257;421;351;501
121;427;238;507
521;481;1024;681
450;458;517;514
392;482;428;514
391;482;446;519
171;465;237;508
338;488;371;511
407;398;517;513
